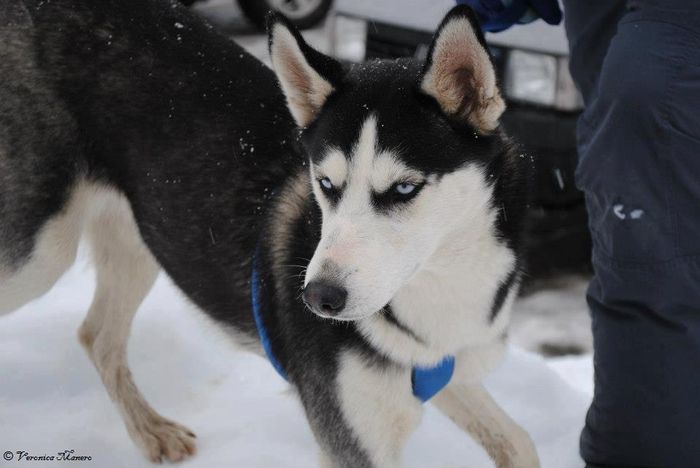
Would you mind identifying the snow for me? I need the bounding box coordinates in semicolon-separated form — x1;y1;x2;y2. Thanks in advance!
0;250;591;467
547;355;594;398
510;276;592;357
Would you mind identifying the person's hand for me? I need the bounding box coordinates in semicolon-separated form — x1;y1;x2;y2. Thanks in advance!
456;0;562;32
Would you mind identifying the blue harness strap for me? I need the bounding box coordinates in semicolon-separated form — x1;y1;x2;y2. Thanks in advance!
250;253;454;401
411;356;455;402
251;251;288;380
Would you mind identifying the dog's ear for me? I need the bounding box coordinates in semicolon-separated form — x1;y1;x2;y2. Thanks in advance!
420;6;505;133
268;13;344;127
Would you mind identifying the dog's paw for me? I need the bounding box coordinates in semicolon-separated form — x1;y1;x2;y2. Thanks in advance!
133;416;197;463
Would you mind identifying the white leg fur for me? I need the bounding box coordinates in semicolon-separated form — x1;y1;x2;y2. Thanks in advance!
432;380;539;468
319;451;337;468
0;183;91;314
78;189;196;463
336;350;423;468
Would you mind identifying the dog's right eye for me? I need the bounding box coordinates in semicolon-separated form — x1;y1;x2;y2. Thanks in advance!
317;177;341;204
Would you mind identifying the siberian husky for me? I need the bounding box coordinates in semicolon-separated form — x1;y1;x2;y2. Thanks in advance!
0;0;537;466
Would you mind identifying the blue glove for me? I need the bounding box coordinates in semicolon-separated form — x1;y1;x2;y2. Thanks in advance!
456;0;562;32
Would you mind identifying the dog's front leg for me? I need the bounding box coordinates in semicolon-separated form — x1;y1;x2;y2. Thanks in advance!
432;381;539;468
303;349;423;468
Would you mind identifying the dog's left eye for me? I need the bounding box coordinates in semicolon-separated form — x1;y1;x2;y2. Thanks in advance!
391;181;423;201
395;183;416;195
372;181;424;211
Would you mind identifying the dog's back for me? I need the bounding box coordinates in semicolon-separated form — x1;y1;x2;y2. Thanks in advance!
0;0;300;320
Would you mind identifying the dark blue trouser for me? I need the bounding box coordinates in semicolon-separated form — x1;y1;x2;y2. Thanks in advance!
562;1;700;466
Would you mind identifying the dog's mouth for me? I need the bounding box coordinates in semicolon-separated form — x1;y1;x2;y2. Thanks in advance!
309;301;390;323
313;312;357;322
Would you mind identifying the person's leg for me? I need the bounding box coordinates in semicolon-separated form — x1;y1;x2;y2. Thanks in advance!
561;0;627;106
565;1;700;466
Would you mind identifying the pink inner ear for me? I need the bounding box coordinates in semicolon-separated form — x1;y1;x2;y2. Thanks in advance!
271;25;334;127
279;48;315;98
432;44;483;114
422;18;504;132
452;67;479;116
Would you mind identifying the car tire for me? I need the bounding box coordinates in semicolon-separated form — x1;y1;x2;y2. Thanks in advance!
237;0;332;30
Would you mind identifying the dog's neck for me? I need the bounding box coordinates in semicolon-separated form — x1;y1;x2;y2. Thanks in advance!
356;200;516;367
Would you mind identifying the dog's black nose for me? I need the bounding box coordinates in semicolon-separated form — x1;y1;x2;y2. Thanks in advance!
302;281;347;315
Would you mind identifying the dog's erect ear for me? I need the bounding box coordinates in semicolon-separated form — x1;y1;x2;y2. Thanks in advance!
420;6;505;133
268;13;344;127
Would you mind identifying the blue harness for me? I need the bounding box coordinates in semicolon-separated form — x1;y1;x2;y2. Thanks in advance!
251;253;454;402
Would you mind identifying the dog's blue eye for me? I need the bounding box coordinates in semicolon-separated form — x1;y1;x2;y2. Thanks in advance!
373;181;424;210
317;177;343;205
395;183;416;195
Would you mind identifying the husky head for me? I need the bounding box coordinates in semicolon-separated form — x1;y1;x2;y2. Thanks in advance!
269;6;518;321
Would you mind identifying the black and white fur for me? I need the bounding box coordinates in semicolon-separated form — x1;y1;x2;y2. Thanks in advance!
0;1;537;466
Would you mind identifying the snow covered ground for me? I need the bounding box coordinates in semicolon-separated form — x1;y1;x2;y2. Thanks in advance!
512;277;592;358
1;250;591;468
